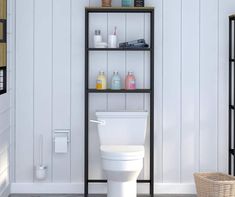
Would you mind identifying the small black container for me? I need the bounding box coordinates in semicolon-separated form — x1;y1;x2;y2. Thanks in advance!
134;0;144;7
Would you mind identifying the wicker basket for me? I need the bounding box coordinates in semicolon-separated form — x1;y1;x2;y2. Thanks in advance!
194;173;235;197
101;0;112;7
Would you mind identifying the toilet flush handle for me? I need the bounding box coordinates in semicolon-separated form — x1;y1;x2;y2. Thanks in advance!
90;119;105;125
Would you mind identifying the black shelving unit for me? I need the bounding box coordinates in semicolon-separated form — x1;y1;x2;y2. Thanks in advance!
85;7;155;197
0;14;7;95
229;14;235;175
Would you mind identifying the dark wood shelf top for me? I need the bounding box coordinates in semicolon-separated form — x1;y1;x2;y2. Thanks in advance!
88;89;152;93
88;47;151;51
85;7;154;13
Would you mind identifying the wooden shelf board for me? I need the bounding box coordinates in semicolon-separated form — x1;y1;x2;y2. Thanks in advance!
86;7;154;13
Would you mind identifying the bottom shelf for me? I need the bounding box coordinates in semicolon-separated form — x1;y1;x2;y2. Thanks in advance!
88;179;151;183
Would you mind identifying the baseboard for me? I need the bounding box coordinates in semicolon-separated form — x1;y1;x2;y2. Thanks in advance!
0;185;10;197
11;183;196;194
155;183;196;194
10;183;84;194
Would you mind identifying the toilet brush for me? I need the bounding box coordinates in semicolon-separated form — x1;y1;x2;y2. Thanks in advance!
35;135;47;180
39;135;43;166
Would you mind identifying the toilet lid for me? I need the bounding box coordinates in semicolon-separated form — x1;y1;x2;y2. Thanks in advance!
100;145;145;161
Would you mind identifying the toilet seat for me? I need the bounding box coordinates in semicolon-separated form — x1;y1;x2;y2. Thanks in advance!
100;145;145;161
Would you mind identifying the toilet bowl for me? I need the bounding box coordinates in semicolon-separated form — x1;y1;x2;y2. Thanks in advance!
94;111;148;197
101;145;145;197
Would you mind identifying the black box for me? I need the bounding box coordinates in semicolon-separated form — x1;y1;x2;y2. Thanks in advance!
134;0;144;7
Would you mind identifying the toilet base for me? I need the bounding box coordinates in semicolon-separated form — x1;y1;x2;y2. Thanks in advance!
107;180;137;197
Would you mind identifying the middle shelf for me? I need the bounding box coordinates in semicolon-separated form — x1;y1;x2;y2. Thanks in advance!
88;48;152;51
88;88;152;93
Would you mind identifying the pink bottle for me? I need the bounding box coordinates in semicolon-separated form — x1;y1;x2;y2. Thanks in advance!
125;71;136;90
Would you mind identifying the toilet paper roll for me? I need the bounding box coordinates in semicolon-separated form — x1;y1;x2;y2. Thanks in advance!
54;136;68;153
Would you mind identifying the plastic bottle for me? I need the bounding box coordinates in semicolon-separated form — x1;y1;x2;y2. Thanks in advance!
94;30;102;48
96;71;107;90
125;71;136;90
122;0;132;7
111;71;121;90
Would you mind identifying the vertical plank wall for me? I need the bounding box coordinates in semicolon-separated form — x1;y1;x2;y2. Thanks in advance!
0;0;13;196
12;0;235;193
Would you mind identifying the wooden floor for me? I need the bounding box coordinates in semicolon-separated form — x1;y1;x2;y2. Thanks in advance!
11;194;196;197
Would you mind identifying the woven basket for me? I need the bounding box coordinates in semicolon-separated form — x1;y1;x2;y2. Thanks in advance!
101;0;112;7
194;173;235;197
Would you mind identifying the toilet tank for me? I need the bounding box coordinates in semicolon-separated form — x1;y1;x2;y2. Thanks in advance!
95;111;148;145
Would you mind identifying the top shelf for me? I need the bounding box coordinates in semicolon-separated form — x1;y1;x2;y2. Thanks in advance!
85;7;155;13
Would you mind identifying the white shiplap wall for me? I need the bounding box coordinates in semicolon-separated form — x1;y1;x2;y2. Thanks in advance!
11;0;235;194
0;0;14;196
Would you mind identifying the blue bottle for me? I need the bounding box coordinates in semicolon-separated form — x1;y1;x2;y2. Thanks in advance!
122;0;133;7
111;71;121;90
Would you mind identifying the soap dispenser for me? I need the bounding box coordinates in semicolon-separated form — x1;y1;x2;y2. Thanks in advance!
125;71;136;90
111;71;121;90
96;71;107;90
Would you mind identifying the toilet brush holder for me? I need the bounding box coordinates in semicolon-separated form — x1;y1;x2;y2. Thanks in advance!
35;165;47;180
35;135;47;180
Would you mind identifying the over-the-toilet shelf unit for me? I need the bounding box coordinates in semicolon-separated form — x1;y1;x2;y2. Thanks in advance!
229;14;235;175
0;0;7;95
84;7;155;197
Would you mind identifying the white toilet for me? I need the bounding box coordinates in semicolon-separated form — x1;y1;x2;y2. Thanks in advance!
95;111;148;197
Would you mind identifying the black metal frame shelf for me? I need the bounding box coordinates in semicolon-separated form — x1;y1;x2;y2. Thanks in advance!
229;15;235;175
0;17;7;95
85;7;154;197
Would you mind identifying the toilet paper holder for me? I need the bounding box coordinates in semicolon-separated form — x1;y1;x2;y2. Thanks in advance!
53;130;70;143
53;130;70;154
